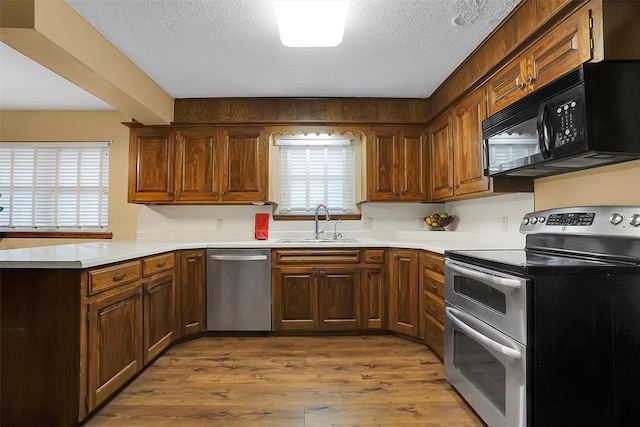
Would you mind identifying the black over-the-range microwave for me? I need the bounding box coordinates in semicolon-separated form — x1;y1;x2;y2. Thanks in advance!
483;60;640;178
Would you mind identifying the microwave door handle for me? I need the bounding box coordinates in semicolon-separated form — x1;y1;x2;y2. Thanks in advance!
537;102;553;159
446;307;522;360
447;261;522;289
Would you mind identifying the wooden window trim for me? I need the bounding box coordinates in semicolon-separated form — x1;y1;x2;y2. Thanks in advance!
273;214;361;221
0;231;113;239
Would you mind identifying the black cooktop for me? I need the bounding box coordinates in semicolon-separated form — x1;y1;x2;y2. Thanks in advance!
445;249;640;276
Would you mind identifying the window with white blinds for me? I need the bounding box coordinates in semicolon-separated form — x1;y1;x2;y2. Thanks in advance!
0;142;109;230
278;139;356;214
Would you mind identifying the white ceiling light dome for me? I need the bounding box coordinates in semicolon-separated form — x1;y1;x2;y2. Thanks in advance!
274;1;349;48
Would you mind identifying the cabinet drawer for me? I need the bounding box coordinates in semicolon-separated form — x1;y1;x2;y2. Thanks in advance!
143;253;175;277
364;250;385;264
424;292;445;325
425;314;445;360
422;251;444;274
274;249;361;265
89;261;141;295
424;275;445;299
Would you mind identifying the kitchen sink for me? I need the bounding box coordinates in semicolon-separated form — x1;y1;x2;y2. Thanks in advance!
277;238;360;244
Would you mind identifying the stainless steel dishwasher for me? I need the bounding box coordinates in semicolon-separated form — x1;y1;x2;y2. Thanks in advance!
206;248;271;331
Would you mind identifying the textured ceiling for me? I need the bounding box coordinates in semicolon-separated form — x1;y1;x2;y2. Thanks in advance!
1;0;521;110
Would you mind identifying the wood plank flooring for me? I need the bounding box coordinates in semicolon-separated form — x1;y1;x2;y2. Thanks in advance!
85;335;483;426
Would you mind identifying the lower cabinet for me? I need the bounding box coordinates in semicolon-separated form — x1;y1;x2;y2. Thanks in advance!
87;283;144;412
362;266;386;329
178;249;206;336
272;250;363;332
420;251;446;359
143;271;176;363
273;265;361;331
388;249;420;337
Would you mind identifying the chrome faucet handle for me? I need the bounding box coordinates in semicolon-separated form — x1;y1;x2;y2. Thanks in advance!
332;219;342;240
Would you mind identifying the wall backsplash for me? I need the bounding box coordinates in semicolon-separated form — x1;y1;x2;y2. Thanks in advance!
136;193;534;245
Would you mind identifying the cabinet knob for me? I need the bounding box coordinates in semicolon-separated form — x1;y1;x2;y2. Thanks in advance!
319;270;326;277
526;75;533;85
112;274;126;282
393;253;399;260
517;81;525;90
197;253;203;259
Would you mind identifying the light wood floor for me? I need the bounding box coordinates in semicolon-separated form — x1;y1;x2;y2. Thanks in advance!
85;335;483;426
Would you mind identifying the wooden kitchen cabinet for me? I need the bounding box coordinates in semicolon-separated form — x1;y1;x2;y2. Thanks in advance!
428;88;488;202
487;6;592;116
129;126;268;204
388;249;420;337
174;127;219;202
317;267;361;330
87;282;144;412
219;128;269;202
367;127;428;202
362;266;386;329
420;251;446;360
142;252;176;363
452;87;490;197
128;127;174;203
272;249;363;331
177;249;206;337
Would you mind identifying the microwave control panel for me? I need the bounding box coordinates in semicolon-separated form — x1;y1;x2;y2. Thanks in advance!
551;96;584;148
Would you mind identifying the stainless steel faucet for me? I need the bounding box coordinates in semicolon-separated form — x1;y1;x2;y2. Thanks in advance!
314;204;330;239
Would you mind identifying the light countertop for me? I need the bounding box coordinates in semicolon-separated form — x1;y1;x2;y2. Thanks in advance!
0;233;523;269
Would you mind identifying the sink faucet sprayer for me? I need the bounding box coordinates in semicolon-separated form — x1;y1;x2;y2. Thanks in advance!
314;204;330;239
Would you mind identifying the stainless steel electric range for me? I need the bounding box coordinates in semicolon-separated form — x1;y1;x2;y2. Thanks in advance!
444;206;640;427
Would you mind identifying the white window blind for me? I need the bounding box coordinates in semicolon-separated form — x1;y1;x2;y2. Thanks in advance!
0;142;109;230
278;140;356;214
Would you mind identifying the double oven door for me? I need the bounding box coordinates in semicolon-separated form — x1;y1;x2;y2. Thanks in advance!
444;259;529;427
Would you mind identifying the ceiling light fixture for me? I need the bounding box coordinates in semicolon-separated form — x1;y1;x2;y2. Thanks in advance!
274;1;348;48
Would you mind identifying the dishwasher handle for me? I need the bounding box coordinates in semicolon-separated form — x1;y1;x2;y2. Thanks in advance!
209;254;268;261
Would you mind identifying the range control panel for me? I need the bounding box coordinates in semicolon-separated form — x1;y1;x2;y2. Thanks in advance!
520;206;640;236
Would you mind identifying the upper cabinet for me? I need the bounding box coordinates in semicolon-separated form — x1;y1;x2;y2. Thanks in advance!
129;126;269;205
487;6;592;116
367;127;428;202
219;128;268;202
128;127;174;203
429;88;489;201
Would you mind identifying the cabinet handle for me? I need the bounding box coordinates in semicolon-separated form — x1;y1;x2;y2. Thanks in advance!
370;255;381;260
197;253;203;259
100;299;128;316
112;274;126;282
431;263;441;273
156;262;166;268
319;270;326;277
431;284;438;291
526;76;533;85
517;81;525;90
223;191;227;195
429;305;437;313
393;253;399;260
148;282;170;294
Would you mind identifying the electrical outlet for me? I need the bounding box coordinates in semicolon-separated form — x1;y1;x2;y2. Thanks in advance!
363;217;373;229
501;216;509;232
216;218;224;229
417;218;425;229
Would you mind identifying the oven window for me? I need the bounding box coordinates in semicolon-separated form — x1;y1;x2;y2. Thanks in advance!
454;276;507;314
454;330;506;415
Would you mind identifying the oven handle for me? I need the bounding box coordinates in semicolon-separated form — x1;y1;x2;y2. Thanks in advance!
446;307;522;360
447;261;522;289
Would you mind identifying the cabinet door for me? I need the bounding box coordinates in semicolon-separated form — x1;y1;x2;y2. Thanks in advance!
388;249;420;337
367;129;399;201
317;267;361;331
174;128;219;202
399;130;428;201
273;267;317;331
453;88;490;197
128;127;174;203
88;284;143;412
486;59;528;116
429;113;455;201
219;128;268;202
527;7;592;91
362;267;386;329
143;271;175;364
178;250;206;337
